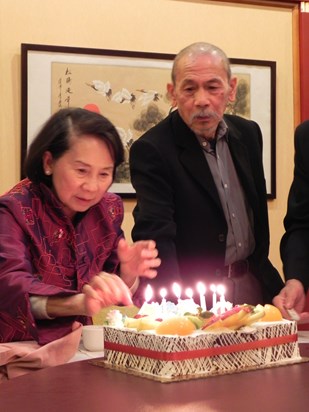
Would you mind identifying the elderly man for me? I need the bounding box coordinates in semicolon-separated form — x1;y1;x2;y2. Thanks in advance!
130;42;283;307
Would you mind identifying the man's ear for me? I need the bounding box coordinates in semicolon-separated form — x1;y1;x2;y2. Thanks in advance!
167;83;177;107
228;76;238;102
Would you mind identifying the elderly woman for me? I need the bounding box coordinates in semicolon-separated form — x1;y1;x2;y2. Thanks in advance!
0;108;160;344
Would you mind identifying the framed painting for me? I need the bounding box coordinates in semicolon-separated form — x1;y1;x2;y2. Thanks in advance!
21;44;276;198
21;43;174;197
229;58;276;199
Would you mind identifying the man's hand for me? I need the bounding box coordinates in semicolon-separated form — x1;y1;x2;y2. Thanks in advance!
273;279;309;322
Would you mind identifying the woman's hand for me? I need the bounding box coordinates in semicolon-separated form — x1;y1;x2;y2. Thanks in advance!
82;272;133;316
273;279;308;321
117;238;161;288
45;273;132;318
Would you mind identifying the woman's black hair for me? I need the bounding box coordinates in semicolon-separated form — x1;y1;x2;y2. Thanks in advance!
24;107;124;186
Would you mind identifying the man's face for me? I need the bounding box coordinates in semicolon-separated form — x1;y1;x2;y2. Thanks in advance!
168;53;237;139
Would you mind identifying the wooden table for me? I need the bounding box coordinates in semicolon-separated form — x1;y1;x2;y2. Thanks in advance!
1;344;309;412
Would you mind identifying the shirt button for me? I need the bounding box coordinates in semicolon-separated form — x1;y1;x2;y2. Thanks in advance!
218;234;225;242
224;183;228;189
238;242;242;247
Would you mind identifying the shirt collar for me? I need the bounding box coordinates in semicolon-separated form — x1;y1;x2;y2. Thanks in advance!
216;119;228;141
195;119;229;151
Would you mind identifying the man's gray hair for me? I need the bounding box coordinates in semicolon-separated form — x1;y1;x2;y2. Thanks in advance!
171;42;232;84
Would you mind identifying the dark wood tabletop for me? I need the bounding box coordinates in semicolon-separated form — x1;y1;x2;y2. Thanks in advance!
1;343;309;412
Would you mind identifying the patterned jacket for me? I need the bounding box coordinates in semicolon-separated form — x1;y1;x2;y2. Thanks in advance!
0;179;123;344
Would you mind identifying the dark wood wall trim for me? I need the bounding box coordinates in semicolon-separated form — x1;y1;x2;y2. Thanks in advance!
215;0;300;8
299;8;309;122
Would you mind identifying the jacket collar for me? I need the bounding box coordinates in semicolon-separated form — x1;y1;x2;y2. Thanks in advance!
170;111;221;208
170;111;258;209
224;117;259;207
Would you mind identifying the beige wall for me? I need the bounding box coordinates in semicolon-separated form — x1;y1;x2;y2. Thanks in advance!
0;0;297;278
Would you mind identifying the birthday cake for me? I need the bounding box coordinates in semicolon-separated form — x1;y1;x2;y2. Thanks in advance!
101;303;302;382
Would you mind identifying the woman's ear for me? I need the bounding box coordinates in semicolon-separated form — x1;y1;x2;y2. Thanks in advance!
42;151;53;176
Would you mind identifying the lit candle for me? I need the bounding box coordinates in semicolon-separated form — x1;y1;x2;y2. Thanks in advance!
185;287;194;301
159;288;167;317
196;282;207;311
138;284;156;317
217;284;226;313
210;284;217;310
160;287;167;304
145;284;153;303
172;282;182;303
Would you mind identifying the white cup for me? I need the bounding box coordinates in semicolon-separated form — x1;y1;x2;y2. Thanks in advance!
82;325;104;352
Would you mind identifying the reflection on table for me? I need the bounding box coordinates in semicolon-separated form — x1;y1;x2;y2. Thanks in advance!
1;338;309;412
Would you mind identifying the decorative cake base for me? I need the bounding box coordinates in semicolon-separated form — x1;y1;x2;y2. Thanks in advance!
91;355;307;383
98;320;303;382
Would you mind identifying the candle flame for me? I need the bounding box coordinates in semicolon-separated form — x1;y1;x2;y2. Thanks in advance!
159;288;167;299
145;284;153;302
196;281;206;295
210;284;217;293
185;287;193;299
217;284;225;296
172;282;182;299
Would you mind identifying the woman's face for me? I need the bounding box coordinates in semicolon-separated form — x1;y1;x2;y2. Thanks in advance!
43;134;115;219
